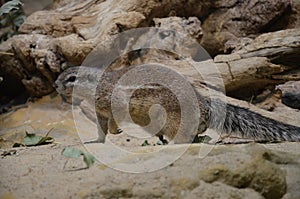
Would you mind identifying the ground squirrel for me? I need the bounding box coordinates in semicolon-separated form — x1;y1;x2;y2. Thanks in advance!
55;65;300;143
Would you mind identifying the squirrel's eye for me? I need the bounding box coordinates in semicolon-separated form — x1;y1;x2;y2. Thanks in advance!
67;76;76;82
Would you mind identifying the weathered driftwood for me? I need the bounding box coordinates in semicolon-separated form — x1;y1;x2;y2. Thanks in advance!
213;29;300;97
130;28;300;100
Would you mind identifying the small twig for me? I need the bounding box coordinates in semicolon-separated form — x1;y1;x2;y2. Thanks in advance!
45;127;55;137
0;51;14;56
63;159;69;170
249;95;254;104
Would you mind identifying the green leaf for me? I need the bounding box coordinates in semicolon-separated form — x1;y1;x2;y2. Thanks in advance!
21;132;44;146
62;147;95;168
0;0;23;16
13;129;54;147
61;147;82;158
82;152;96;168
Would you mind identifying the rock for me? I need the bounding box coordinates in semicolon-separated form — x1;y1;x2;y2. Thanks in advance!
1;0;207;98
188;181;264;199
154;17;203;41
1;0;300;99
276;81;300;110
224;37;253;53
19;10;74;37
272;0;300;30
198;151;287;198
200;0;291;55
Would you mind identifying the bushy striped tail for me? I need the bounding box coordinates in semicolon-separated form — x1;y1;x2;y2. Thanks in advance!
208;100;300;141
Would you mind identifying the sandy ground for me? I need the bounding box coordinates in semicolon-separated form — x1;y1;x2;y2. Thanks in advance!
0;94;299;199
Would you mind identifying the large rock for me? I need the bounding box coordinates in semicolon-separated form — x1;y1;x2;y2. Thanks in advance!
276;81;300;110
1;139;299;198
1;0;300;98
201;0;292;55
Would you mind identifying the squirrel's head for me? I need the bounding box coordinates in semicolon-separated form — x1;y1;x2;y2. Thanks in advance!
54;67;80;103
55;66;101;104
